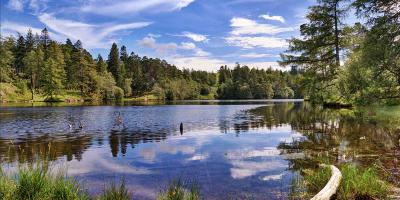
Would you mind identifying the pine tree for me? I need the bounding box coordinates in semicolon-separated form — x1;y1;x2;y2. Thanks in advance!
63;38;74;87
0;37;15;83
280;0;346;103
14;35;26;74
107;43;125;87
96;54;107;73
23;48;44;100
42;42;66;99
108;43;119;81
25;29;35;52
120;45;128;65
40;28;51;59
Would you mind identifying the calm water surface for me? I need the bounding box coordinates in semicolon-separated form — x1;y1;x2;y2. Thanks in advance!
0;101;399;199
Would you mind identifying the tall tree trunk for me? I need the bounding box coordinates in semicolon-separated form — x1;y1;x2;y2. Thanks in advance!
31;74;34;100
334;0;340;67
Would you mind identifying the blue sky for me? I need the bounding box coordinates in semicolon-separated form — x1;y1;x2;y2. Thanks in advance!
1;0;316;71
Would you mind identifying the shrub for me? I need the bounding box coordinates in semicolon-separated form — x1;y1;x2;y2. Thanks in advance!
113;86;124;101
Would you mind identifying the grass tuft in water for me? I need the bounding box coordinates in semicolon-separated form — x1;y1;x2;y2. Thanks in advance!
338;164;389;199
303;165;332;195
157;179;200;200
98;179;131;200
0;165;89;200
296;163;390;200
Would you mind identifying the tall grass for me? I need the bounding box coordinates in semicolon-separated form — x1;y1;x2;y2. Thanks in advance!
157;179;200;200
98;179;131;200
303;166;332;195
298;163;389;200
337;164;389;199
0;165;89;200
0;165;133;200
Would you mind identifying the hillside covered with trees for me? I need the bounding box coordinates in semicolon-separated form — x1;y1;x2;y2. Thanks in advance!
0;29;303;102
0;0;398;106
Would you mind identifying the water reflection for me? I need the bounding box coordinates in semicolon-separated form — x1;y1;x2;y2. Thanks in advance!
0;102;399;199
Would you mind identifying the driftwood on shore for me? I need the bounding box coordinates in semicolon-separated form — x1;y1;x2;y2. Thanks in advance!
311;165;342;200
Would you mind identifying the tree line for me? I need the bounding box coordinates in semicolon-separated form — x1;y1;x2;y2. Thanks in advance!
0;30;303;102
280;0;400;105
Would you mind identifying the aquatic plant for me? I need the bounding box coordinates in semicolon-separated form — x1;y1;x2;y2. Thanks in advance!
297;163;389;200
0;165;89;200
157;179;200;200
337;164;389;199
98;179;131;200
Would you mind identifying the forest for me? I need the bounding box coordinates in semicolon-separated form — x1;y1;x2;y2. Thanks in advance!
0;29;303;102
0;0;399;106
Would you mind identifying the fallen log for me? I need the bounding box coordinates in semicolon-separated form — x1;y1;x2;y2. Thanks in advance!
311;165;342;200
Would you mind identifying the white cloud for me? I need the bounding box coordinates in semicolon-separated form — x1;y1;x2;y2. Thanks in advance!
7;0;23;12
243;61;285;71
168;55;227;71
180;42;196;50
225;35;287;49
261;173;284;181
38;13;151;49
230;160;286;179
230;17;293;35
259;14;285;23
1;21;65;42
181;31;209;42
139;36;178;55
241;53;277;58
187;153;209;161
81;0;194;16
139;36;211;57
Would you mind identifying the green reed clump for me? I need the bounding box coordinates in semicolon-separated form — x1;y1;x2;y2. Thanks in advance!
98;179;131;200
0;165;89;200
303;166;332;195
337;164;389;199
157;179;200;200
297;163;389;200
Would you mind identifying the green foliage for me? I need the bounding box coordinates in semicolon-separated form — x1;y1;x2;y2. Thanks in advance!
217;65;302;99
280;0;346;103
113;86;124;101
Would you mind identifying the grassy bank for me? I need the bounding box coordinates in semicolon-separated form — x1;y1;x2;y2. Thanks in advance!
0;165;200;200
294;164;390;199
0;83;84;103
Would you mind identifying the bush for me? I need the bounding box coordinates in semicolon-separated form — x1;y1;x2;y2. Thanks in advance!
165;90;175;101
113;86;124;101
200;86;210;96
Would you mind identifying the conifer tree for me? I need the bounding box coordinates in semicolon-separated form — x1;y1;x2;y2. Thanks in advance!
108;43;119;81
14;35;26;74
23;48;44;100
96;54;107;73
280;0;346;103
41;42;66;99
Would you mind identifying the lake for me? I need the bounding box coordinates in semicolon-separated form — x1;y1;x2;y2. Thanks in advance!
0;101;399;199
